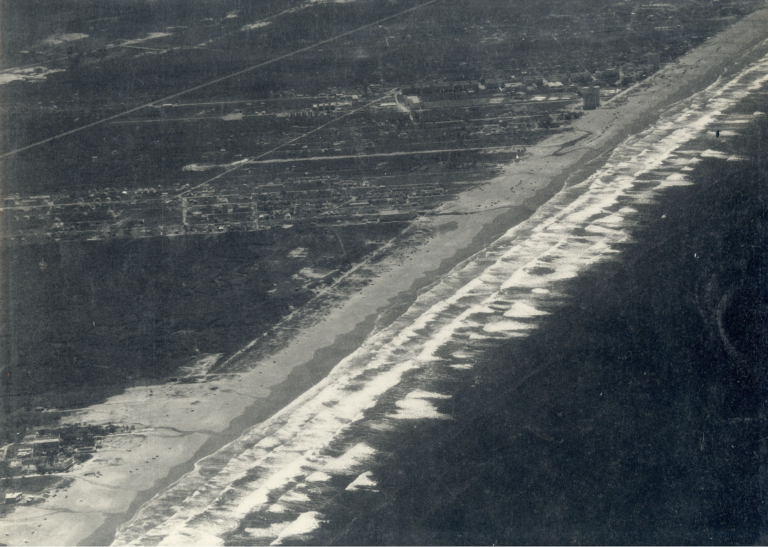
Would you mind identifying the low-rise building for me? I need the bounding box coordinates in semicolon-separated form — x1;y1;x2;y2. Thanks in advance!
19;435;61;455
54;455;75;471
5;492;22;504
378;209;417;222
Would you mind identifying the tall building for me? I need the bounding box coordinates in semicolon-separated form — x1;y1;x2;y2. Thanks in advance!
582;86;601;110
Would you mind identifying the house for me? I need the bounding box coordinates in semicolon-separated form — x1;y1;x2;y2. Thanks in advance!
5;492;22;504
406;96;421;110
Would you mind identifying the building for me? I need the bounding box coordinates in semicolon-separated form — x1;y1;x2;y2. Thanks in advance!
5;492;22;504
54;455;75;471
19;435;61;455
581;86;601;110
405;96;421;110
378;210;416;222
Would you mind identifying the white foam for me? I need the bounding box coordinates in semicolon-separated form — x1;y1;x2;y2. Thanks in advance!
182;163;216;171
271;512;323;545
157;529;224;546
117;32;172;48
305;471;331;483
407;390;451;400
233;456;310;516
483;320;536;333
43;33;88;45
389;398;448;420
278;490;311;504
256;437;280;449
346;471;377;491
323;443;377;473
661;173;694;186
0;67;65;85
503;302;550;318
245;523;289;540
242;21;272;30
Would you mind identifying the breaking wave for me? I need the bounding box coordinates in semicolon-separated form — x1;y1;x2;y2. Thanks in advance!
113;50;768;546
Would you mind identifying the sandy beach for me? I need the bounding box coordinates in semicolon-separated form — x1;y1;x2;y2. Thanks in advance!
1;6;768;545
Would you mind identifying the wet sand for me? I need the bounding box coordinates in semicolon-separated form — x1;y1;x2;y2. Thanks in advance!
2;7;768;545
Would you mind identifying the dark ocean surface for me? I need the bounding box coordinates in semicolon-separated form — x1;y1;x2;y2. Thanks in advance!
309;125;768;545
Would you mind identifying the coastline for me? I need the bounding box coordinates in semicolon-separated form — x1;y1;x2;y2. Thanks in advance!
115;31;768;544
310;90;768;547
2;6;768;545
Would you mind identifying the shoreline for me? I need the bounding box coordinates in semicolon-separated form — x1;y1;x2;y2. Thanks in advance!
2;6;768;545
62;7;768;539
110;4;768;534
115;36;768;543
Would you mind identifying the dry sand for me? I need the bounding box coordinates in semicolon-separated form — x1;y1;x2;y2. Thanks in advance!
1;7;768;545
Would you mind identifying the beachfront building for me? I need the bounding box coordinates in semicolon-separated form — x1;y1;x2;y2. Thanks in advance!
4;493;22;504
19;435;61;456
582;86;601;110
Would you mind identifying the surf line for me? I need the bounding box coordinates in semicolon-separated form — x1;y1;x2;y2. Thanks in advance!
0;0;443;160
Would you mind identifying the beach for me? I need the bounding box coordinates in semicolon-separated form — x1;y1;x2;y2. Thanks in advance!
2;6;768;545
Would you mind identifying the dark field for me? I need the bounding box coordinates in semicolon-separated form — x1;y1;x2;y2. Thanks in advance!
0;221;405;441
